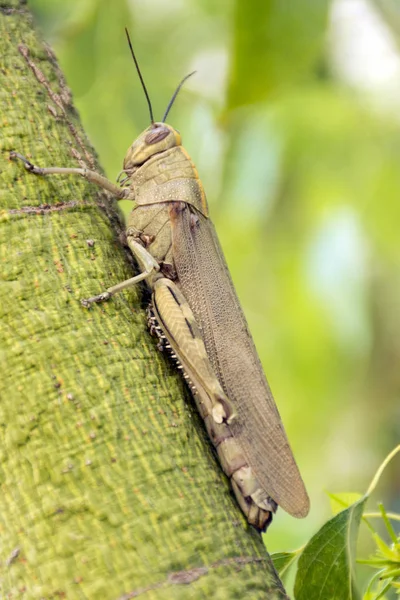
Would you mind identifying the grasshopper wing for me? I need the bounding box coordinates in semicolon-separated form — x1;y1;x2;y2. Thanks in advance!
170;202;309;518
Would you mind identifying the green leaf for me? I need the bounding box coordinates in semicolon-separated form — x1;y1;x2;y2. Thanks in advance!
271;551;299;579
378;503;399;544
293;446;400;600
294;496;367;600
328;492;364;515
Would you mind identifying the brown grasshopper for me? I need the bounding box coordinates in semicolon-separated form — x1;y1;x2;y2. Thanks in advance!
11;31;309;531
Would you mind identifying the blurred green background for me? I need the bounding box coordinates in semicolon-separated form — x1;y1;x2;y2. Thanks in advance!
28;0;399;581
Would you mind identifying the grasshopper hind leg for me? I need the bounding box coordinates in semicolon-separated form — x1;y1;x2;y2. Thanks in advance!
150;277;236;425
151;276;278;531
147;305;200;399
147;307;170;353
149;275;277;531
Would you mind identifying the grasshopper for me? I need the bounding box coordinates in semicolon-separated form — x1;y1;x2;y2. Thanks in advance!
11;31;309;531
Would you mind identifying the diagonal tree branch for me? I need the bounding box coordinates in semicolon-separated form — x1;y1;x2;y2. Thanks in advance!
0;3;287;598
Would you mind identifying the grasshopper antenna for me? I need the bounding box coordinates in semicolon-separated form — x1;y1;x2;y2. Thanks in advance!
162;71;196;123
125;27;154;124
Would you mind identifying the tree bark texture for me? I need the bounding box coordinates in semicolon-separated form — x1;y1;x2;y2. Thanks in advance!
0;2;287;598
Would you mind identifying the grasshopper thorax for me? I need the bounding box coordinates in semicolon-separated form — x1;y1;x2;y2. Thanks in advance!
123;123;182;172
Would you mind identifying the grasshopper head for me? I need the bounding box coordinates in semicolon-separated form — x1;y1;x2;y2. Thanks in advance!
122;30;194;174
123;123;181;172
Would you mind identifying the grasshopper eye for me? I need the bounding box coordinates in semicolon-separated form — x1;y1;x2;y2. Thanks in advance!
145;127;170;145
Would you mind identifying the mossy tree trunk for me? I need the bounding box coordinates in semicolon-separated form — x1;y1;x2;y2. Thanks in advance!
0;3;287;598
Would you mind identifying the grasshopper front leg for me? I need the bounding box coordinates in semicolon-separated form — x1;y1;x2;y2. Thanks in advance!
10;152;128;199
10;153;158;304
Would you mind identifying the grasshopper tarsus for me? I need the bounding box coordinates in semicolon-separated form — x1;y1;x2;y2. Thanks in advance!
81;292;112;307
10;151;36;172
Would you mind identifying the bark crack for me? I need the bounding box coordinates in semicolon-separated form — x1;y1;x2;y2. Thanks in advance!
117;556;272;599
0;7;29;15
7;201;99;215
